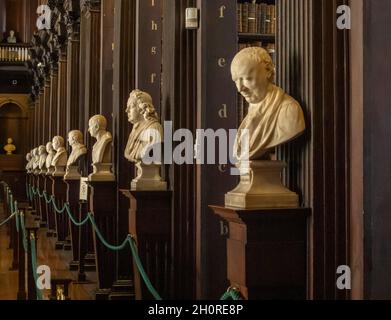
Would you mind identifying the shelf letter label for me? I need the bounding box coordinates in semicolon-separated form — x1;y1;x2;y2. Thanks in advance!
218;104;228;119
218;58;226;67
219;5;226;18
151;20;158;31
151;73;157;84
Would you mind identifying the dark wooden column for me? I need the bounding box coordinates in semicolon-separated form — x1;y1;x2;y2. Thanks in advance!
64;0;81;134
113;0;136;293
100;0;114;127
162;0;197;299
81;0;101;121
43;79;51;142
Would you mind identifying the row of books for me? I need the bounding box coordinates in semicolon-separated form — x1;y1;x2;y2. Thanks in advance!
237;1;276;34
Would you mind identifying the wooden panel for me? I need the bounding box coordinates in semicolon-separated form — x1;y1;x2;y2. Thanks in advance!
162;0;197;299
277;0;351;300
196;0;238;299
113;0;136;281
363;0;391;300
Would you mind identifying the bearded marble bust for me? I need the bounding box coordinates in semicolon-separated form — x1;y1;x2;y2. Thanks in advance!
231;47;306;161
38;145;48;174
124;89;163;163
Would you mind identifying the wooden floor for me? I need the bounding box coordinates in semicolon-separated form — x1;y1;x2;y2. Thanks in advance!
0;203;98;300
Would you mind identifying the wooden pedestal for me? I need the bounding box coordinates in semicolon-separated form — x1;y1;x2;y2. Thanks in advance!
210;206;310;300
37;175;47;227
65;179;81;271
88;181;117;300
51;176;68;250
121;190;173;300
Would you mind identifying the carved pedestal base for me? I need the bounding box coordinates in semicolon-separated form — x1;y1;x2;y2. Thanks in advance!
121;190;173;300
88;181;117;300
225;161;299;209
210;206;309;300
131;163;167;191
89;163;115;182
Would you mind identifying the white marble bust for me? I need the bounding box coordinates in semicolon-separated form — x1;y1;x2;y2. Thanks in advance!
231;47;306;161
7;30;16;44
51;136;68;177
25;152;32;172
38;145;48;174
32;148;40;174
125;89;166;191
125;90;163;163
225;47;305;209
88;115;115;181
45;142;56;175
65;130;87;180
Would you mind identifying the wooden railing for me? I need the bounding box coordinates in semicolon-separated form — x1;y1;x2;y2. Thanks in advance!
0;43;31;62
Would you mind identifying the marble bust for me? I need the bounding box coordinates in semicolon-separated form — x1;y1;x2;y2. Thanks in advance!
65;130;87;180
88;115;115;181
45;142;56;175
7;30;16;44
32;148;40;174
38;145;48;174
125;89;166;191
51;136;68;177
225;47;306;209
4;138;16;155
25;152;32;173
231;47;305;161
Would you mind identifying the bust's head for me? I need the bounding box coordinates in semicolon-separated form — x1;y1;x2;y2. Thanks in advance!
88;115;107;138
231;47;275;104
52;136;65;151
7;138;13;144
9;30;15;38
46;142;54;153
68;130;84;147
38;145;46;155
33;148;39;158
127;90;158;125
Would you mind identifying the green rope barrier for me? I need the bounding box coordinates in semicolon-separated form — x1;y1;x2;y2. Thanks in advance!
64;204;90;227
51;198;67;214
0;211;16;227
88;214;131;251
128;237;162;301
220;288;243;301
43;192;52;205
30;237;43;300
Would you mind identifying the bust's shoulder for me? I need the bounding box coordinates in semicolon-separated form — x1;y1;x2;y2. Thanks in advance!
277;93;306;133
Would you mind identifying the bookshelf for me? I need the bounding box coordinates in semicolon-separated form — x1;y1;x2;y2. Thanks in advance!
236;0;277;122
